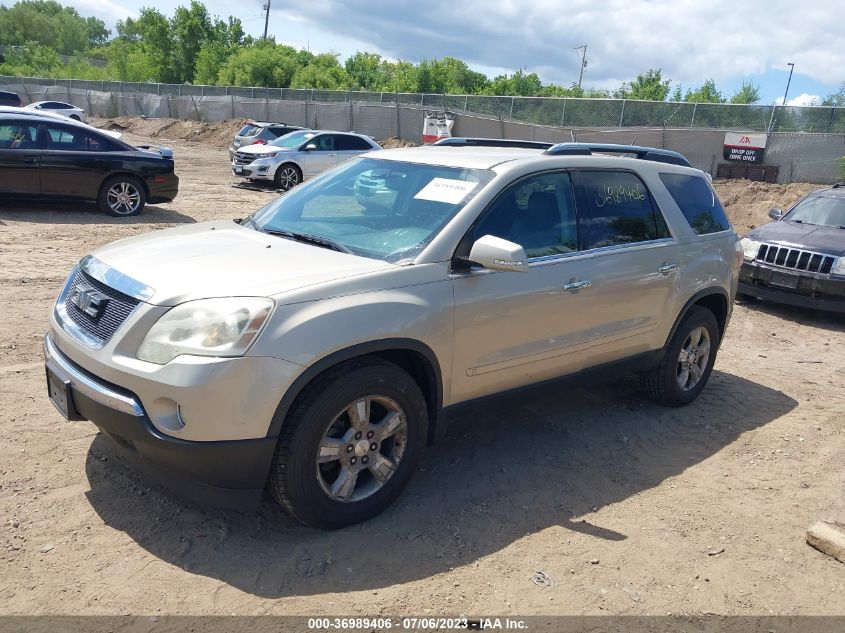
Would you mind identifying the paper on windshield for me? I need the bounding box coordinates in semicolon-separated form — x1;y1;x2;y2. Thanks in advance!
413;178;476;204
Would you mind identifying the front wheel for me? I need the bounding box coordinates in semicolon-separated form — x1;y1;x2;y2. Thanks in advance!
268;358;428;529
274;163;302;191
98;175;146;217
640;306;720;406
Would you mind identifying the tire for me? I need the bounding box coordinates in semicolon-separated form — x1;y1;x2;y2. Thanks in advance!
268;358;428;529
98;175;146;217
640;306;720;407
274;163;302;191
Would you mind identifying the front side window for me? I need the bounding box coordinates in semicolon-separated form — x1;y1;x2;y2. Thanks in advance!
464;171;578;259
312;134;335;151
0;123;37;149
575;170;669;250
269;130;317;148
660;172;730;235
250;157;494;263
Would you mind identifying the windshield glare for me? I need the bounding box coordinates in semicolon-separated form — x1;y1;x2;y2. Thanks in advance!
270;130;317;148
784;195;845;228
250;157;494;262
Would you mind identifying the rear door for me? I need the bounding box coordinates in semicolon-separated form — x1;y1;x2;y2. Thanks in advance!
37;123;113;199
335;134;375;164
0;121;40;196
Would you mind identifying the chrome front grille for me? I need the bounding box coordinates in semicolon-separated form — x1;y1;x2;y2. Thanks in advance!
61;267;140;345
234;152;256;166
756;243;835;274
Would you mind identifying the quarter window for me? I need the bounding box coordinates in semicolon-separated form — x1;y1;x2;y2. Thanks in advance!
465;171;578;259
336;135;374;151
575;171;669;250
659;173;730;235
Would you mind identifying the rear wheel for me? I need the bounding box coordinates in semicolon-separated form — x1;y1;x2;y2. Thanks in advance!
98;175;146;217
268;358;428;529
274;163;302;191
640;306;719;406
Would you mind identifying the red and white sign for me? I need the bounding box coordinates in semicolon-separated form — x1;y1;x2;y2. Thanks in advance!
724;132;768;163
422;111;454;145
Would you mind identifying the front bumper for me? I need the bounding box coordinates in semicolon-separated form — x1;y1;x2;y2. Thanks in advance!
44;334;277;510
738;261;845;313
231;163;272;180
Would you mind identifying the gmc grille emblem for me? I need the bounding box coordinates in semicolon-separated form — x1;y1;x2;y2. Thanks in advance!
70;283;109;320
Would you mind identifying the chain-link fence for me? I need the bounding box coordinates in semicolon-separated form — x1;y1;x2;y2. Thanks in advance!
4;80;844;184
4;75;845;133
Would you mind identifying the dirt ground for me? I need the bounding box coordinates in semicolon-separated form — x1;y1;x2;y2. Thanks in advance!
0;127;843;618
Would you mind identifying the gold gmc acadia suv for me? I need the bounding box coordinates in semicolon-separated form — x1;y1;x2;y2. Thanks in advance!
44;139;742;528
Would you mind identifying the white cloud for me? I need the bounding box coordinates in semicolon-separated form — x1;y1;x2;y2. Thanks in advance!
773;93;821;106
284;0;845;88
60;0;138;26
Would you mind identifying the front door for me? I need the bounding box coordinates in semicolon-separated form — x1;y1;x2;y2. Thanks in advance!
37;123;111;199
0;121;40;196
299;133;338;178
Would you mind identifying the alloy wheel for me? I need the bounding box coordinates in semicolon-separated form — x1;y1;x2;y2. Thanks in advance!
106;181;141;215
315;395;407;503
676;326;711;391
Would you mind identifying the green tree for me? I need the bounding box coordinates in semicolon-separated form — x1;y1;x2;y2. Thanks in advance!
0;0;109;54
730;81;760;104
345;51;383;90
822;84;845;106
684;79;724;103
216;42;298;87
622;69;671;101
290;52;348;89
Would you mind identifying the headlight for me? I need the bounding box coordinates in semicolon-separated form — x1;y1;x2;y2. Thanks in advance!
258;152;278;159
136;298;273;364
739;237;761;261
832;257;845;276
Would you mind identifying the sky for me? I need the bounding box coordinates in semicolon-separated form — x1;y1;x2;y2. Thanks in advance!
49;0;845;104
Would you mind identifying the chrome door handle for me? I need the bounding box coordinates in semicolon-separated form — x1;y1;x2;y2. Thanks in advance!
563;279;591;291
658;263;678;274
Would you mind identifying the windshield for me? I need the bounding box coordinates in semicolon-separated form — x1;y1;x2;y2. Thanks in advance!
784;195;845;228
249;157;494;262
270;130;317;148
237;124;259;137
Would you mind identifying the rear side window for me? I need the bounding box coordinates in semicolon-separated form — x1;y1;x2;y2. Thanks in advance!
574;171;670;250
237;124;259;137
660;173;730;235
336;135;374;151
268;126;298;138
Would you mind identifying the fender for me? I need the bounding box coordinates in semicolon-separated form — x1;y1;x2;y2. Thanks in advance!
265;338;443;438
662;286;731;350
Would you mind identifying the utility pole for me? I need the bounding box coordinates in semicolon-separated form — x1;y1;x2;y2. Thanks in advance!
262;0;271;40
575;44;587;91
768;61;795;133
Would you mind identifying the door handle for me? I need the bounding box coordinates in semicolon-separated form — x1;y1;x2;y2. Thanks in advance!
658;263;678;274
21;155;38;164
563;279;591;291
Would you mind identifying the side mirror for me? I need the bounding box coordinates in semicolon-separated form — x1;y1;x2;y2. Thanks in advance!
468;235;529;273
304;143;317;151
768;207;783;221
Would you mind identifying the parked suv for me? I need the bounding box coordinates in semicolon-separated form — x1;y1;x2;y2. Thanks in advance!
45;140;740;528
229;121;305;159
738;184;845;312
232;130;381;190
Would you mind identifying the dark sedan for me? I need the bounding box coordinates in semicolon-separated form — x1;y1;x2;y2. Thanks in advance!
738;185;845;312
0;112;178;216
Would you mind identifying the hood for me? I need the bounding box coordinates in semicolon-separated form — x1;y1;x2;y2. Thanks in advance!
238;144;293;155
746;220;845;257
88;221;395;306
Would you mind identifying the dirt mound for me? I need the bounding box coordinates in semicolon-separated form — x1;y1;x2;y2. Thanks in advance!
713;179;818;234
90;117;246;149
90;117;420;151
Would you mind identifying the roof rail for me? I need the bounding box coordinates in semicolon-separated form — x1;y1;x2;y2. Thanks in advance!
433;137;553;150
543;143;691;167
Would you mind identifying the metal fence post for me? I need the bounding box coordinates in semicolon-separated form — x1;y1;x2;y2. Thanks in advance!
560;98;566;126
619;99;626;127
690;103;697;127
509;96;515;119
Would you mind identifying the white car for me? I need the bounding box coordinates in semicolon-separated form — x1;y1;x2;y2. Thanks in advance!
232;130;381;190
24;101;86;122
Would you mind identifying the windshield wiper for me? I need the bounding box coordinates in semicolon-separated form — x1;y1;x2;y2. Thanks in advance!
260;228;353;254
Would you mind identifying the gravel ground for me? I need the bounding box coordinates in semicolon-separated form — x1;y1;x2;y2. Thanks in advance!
0;132;843;617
